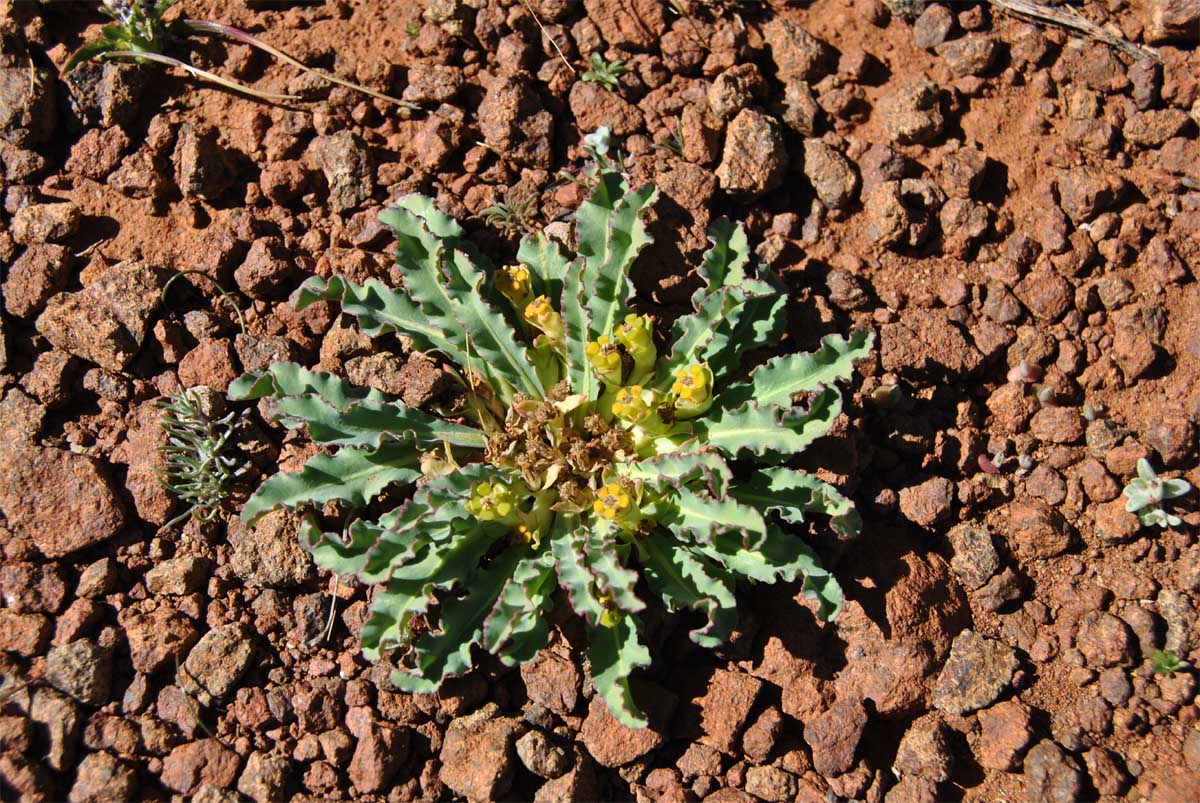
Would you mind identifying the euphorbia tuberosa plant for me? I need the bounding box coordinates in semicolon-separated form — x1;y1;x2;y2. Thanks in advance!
232;136;873;726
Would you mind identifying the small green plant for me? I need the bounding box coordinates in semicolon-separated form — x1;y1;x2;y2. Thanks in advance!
478;190;537;237
64;0;415;106
1150;649;1190;676
655;120;685;157
1123;458;1191;529
158;387;245;527
581;52;627;92
230;150;872;727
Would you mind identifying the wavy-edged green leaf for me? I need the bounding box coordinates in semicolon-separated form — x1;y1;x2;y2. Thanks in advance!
295;276;469;366
562;258;597;401
273;395;486;450
382;201;542;402
699;524;841;614
731;467;862;539
518;232;572;298
550;517;643;624
361;576;433;661
584;520;645;615
358;465;509;582
694;218;750;302
639;534;737;649
300;514;384;576
660;487;767;548
241;442;421;525
394;544;526;692
699;525;843;620
617;449;732;498
390;194;467;248
576;172;657;340
655;278;784;391
588;613;652;728
702;279;788;378
228;362;386;409
692;389;841;460
550;519;606;625
359;524;497;661
482;546;557;665
653;287;739;391
717;330;874;410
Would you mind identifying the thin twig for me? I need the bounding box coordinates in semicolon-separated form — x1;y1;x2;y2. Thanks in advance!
161;270;248;336
519;0;576;75
989;0;1161;62
103;49;300;101
184;19;424;110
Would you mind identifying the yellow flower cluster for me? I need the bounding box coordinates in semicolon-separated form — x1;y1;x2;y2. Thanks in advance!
585;335;623;382
496;265;532;304
672;364;709;403
593;481;633;520
465;481;517;521
611;384;650;424
523;295;563;341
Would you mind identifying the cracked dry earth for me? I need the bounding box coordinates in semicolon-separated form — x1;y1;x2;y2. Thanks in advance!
1;0;1199;800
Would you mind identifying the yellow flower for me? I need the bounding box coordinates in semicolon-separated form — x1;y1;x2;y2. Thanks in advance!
614;313;655;381
592;481;633;520
672;363;713;418
611;385;651;425
466;481;518;522
586;335;623;384
496;265;532;305
523;295;563;341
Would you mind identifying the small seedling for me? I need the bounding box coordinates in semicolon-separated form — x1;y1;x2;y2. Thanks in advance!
158;387;245;527
654;120;685;157
479;190;537;236
1150;649;1190;676
1123;458;1191;528
560;127;629;190
65;0;417;107
582;52;626;92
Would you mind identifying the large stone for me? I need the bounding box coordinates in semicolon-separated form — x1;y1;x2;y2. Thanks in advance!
697;670;763;754
3;244;72;319
1024;740;1084;803
0;444;126;558
804;696;867;776
235;752;291;803
178;624;254;705
976;699;1034;771
69;752;138;803
579;685;674;767
931;630;1018;716
46;640;112;705
309;131;374;213
229;510;314;588
1135;0;1200;42
803;139;859;211
36;261;167;371
762;19;833;82
582;0;667;50
715;109;787;198
439;708;523;800
0;29;57;146
160;739;240;795
349;724;408;794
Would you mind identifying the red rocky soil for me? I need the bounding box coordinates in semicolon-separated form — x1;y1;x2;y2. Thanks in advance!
1;0;1199;799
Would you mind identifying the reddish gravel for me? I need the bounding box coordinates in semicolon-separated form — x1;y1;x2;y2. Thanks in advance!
1;0;1199;800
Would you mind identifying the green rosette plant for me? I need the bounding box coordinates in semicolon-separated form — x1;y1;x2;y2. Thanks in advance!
230;158;873;727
